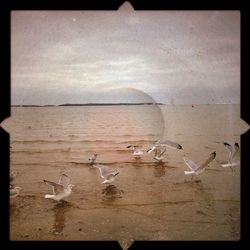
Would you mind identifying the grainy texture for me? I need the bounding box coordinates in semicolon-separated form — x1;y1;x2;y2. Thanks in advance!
5;104;246;244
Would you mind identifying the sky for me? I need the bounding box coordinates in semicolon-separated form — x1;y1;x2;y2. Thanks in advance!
11;3;240;105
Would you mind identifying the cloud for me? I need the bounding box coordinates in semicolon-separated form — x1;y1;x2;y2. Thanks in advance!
11;10;240;105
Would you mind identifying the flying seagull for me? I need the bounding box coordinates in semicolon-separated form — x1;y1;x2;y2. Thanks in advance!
93;164;120;184
183;151;216;176
221;142;240;168
147;139;183;153
127;145;143;158
147;139;183;161
44;174;74;201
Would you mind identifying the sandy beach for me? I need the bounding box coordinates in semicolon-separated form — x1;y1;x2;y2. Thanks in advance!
5;104;246;248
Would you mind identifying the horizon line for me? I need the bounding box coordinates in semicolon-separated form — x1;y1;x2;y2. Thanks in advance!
11;102;240;107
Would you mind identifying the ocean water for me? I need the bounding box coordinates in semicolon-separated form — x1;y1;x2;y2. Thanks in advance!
4;104;248;242
10;105;163;164
7;104;245;166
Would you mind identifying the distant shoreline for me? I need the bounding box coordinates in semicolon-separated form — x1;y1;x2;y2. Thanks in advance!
11;103;239;107
11;103;163;107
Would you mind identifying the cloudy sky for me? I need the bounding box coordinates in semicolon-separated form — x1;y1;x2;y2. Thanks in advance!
11;3;240;105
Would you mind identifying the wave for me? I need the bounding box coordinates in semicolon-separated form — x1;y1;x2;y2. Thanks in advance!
12;139;116;144
12;160;174;168
122;134;158;137
69;161;86;166
11;139;156;147
117;139;156;144
11;147;142;154
12;149;72;154
69;161;156;165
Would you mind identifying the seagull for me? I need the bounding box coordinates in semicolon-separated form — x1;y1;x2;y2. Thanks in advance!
147;139;183;153
147;140;183;161
93;164;120;184
221;142;240;168
88;153;98;165
10;186;22;199
44;174;75;201
127;145;143;158
10;170;18;188
183;151;216;177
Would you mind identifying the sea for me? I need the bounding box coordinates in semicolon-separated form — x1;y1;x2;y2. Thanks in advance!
3;104;248;242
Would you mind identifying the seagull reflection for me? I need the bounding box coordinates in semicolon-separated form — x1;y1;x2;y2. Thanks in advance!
153;162;166;178
102;185;124;202
52;201;71;234
172;179;215;217
134;157;142;164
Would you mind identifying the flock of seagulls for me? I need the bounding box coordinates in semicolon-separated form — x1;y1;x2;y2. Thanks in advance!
9;140;240;202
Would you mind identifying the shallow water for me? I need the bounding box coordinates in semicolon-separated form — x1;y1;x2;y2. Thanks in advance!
4;104;247;245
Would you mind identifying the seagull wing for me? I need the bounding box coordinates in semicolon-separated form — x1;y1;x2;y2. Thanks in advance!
232;143;239;160
154;146;161;156
223;142;233;162
106;171;120;180
44;180;64;195
158;140;182;150
183;157;199;171
58;174;70;188
199;151;216;170
157;147;166;157
147;145;156;154
100;165;119;179
95;165;111;178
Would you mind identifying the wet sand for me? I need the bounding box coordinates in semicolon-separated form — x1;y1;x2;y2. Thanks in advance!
6;105;245;248
10;144;241;246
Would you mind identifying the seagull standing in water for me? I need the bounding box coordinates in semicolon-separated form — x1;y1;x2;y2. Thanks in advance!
10;170;18;188
10;186;22;199
88;153;98;165
183;151;216;178
44;174;75;201
127;145;143;158
93;164;120;184
221;142;240;168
